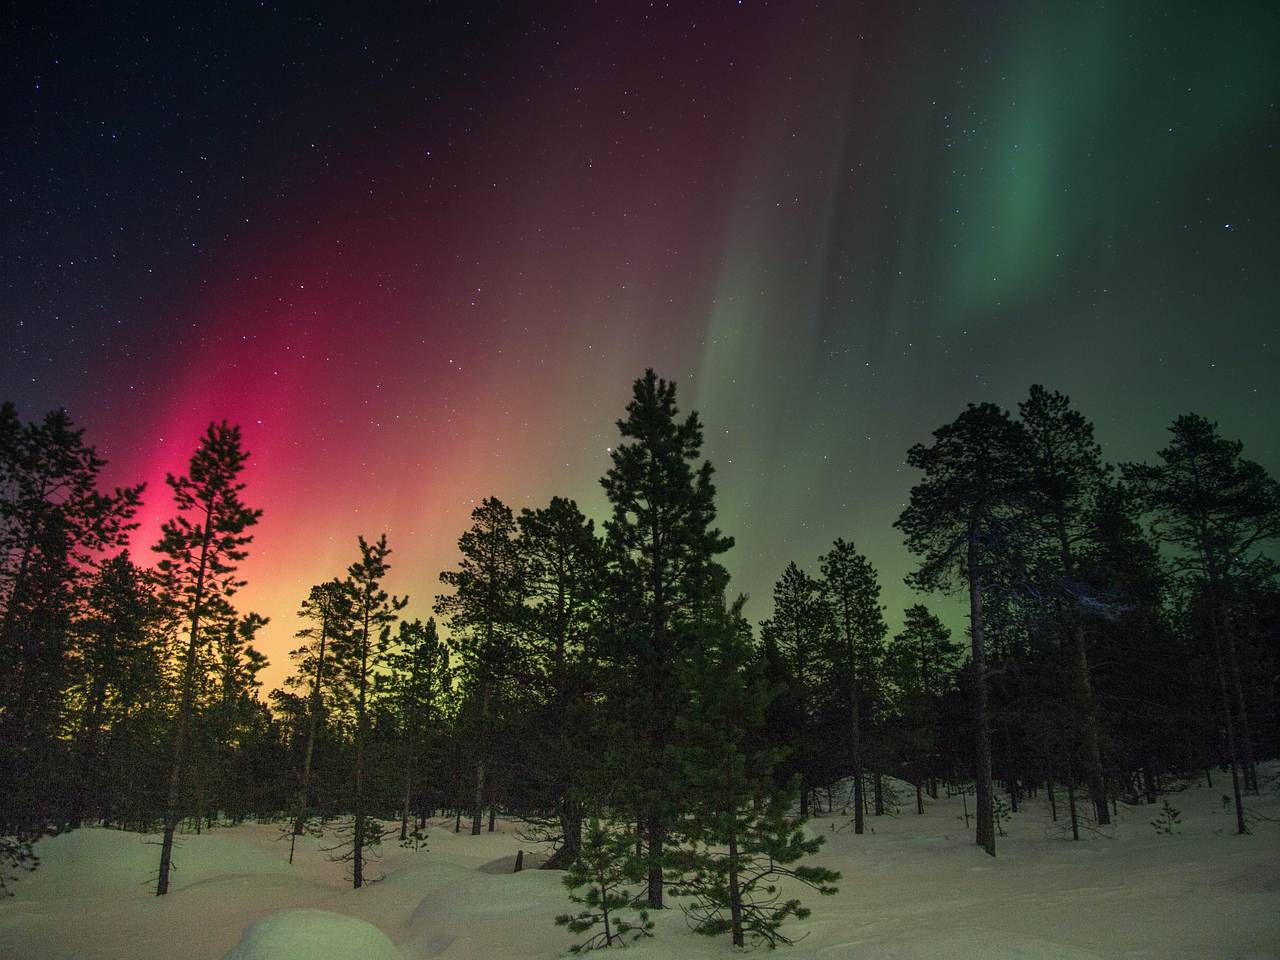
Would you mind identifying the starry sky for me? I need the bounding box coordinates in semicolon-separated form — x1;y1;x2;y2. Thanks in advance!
4;1;1278;686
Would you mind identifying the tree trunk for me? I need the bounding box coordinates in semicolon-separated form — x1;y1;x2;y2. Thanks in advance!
600;865;615;946
645;500;668;911
0;532;37;662
471;677;492;836
294;611;329;837
1218;602;1257;792
157;502;214;896
1070;622;1110;824
353;634;368;890
1052;499;1110;826
1067;763;1080;841
646;817;664;909
400;766;413;842
471;757;486;836
543;801;583;870
968;523;995;857
727;827;744;948
874;771;884;816
1211;618;1248;834
848;609;865;835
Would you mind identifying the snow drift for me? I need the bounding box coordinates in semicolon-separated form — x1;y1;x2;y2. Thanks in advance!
222;909;400;960
4;767;1279;959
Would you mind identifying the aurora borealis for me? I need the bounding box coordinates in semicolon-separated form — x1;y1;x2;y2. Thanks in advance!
5;1;1278;685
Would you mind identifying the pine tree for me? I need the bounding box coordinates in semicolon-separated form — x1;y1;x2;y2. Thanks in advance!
1079;485;1181;813
206;612;270;823
0;404;143;861
817;539;886;835
385;617;448;845
554;819;653;952
886;604;961;812
334;534;405;887
213;614;269;731
287;579;353;845
599;370;733;909
894;402;1031;857
992;793;1012;837
1019;385;1112;825
152;422;259;895
759;562;826;817
1150;798;1181;835
1123;414;1280;831
436;497;524;835
68;552;161;828
668;596;839;947
516;496;604;867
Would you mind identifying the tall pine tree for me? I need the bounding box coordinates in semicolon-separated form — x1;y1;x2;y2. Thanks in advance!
817;539;886;835
1123;414;1280;831
68;551;161;828
516;496;604;867
334;534;404;886
385;617;449;843
894;403;1030;857
1019;385;1112;824
153;422;259;895
759;562;826;816
1;404;143;857
436;498;524;835
885;604;960;812
287;579;353;841
599;370;732;909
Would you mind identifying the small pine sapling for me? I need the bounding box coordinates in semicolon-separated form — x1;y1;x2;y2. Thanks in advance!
667;789;840;948
1150;799;1182;835
321;816;386;884
400;821;429;852
993;794;1011;837
555;819;653;952
0;833;39;896
954;779;975;830
279;812;324;865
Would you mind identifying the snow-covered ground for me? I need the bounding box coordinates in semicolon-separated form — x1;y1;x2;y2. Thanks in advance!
4;768;1278;959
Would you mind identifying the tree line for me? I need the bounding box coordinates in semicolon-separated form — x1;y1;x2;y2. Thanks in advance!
0;374;1276;947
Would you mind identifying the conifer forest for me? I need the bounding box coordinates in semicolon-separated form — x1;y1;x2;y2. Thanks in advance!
3;3;1278;959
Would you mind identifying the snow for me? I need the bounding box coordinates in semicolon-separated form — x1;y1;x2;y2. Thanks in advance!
223;909;400;960
3;767;1279;960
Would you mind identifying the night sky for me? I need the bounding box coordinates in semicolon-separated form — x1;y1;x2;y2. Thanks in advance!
5;2;1278;685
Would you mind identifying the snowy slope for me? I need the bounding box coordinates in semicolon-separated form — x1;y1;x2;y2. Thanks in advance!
3;767;1278;960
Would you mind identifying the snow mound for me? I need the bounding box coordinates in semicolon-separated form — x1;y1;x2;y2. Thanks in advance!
222;909;401;960
14;826;292;898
